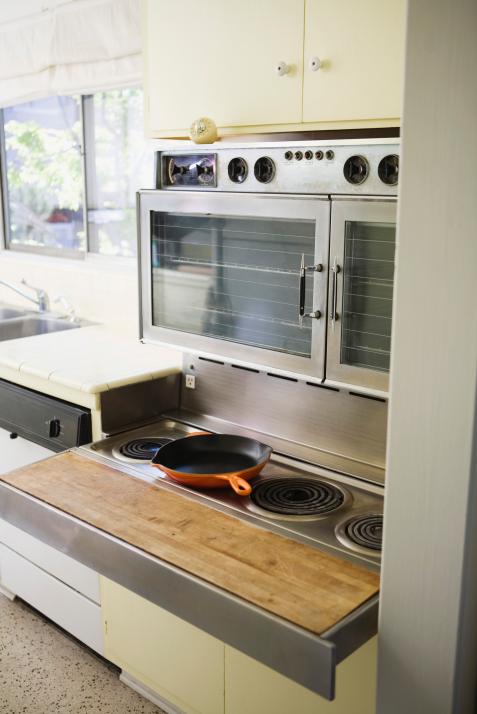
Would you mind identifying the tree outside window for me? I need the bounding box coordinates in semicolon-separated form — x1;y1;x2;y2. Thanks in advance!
1;88;152;258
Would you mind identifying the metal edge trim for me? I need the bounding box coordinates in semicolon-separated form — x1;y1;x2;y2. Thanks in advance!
321;594;379;663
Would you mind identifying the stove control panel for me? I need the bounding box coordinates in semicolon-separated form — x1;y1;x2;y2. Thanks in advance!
157;142;399;195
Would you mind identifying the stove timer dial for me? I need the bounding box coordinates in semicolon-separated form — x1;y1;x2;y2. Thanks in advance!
163;154;217;187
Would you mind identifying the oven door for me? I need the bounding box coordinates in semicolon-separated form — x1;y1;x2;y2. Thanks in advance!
326;198;397;393
138;190;330;379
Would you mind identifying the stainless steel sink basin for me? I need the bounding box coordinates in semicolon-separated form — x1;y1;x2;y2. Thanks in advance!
0;307;27;320
0;316;80;342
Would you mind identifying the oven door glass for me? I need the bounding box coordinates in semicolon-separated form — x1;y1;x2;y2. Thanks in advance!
139;192;329;378
327;199;397;392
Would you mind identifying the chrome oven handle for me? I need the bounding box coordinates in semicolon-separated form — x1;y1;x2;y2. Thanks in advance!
299;253;323;323
330;258;341;327
299;254;306;318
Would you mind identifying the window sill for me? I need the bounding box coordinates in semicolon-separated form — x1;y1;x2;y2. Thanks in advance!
0;248;137;276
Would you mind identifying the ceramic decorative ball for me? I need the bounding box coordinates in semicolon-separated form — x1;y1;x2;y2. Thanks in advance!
189;117;218;144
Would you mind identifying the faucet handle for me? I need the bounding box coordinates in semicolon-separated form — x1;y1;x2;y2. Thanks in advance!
54;295;77;322
21;279;50;312
21;278;43;295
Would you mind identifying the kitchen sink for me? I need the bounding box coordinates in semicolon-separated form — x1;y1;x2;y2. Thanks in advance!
0;316;80;342
0;307;27;320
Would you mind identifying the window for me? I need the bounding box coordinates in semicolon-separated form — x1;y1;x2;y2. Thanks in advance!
0;88;152;258
2;96;85;255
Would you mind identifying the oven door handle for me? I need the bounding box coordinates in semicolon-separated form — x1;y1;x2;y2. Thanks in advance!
299;254;323;323
330;258;341;328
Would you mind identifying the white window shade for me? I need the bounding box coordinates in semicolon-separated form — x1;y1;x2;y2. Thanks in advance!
0;0;142;107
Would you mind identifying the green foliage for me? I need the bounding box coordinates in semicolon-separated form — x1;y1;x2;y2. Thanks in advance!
4;88;149;255
5;118;83;214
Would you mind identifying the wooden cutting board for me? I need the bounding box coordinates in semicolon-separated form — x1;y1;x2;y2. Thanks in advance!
0;451;379;635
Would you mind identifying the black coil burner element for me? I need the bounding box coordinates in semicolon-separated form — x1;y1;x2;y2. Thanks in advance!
119;438;173;460
344;514;383;551
251;478;345;516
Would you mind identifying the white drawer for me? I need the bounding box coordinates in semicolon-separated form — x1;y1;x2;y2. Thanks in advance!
0;544;103;655
0;518;100;603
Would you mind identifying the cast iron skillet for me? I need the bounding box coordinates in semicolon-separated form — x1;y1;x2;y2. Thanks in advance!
151;432;272;496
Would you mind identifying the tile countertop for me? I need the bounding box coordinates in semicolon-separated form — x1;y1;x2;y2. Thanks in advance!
0;325;182;396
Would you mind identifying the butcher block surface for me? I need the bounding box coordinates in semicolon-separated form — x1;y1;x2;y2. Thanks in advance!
0;451;380;635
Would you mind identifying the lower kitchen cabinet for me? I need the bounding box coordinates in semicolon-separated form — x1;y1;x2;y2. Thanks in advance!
0;426;55;474
101;578;225;714
0;542;103;654
102;577;377;714
224;638;377;714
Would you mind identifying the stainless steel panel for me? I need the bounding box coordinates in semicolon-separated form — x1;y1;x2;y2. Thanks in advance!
180;354;387;482
156;142;399;196
167;408;385;485
0;478;378;699
100;375;180;435
327;199;397;392
139;190;330;379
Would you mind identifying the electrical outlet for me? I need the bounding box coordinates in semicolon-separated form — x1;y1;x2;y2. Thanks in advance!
185;374;196;389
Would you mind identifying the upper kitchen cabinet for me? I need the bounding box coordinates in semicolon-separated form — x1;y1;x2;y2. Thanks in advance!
303;0;405;124
143;0;305;135
143;1;405;138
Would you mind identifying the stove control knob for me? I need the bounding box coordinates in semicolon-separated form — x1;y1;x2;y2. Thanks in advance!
343;155;369;185
48;418;61;438
378;154;399;185
228;157;248;183
254;156;276;184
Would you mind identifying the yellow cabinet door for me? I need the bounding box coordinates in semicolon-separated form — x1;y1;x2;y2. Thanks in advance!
303;0;405;123
225;637;377;714
144;0;304;134
101;578;225;714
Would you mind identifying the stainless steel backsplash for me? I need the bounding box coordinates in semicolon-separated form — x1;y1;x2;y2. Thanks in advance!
179;354;387;485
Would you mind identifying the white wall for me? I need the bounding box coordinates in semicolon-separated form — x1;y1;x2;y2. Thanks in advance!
377;0;477;712
0;251;139;337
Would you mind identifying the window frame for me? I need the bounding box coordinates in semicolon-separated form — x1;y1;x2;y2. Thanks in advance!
0;90;145;261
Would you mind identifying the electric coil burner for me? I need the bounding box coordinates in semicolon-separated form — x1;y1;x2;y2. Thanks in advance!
113;437;173;462
335;513;383;554
83;419;383;565
249;478;349;521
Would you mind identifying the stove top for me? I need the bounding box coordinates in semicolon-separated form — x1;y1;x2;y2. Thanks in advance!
80;419;383;568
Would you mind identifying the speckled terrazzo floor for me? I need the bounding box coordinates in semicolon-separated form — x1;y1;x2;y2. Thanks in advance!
0;594;165;714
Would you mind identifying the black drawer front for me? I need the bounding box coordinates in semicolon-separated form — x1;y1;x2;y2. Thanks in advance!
0;380;92;451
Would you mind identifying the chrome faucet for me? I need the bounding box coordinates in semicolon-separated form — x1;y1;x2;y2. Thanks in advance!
0;278;50;313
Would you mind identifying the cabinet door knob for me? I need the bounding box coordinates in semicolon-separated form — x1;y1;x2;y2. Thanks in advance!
276;61;290;76
309;56;322;71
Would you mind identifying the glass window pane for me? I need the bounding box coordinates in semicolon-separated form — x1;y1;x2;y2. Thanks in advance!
340;220;395;372
87;88;153;257
3;96;85;252
151;212;315;357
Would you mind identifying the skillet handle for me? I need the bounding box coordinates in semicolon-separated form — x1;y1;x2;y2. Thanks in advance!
202;472;252;496
220;473;253;497
187;431;210;437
